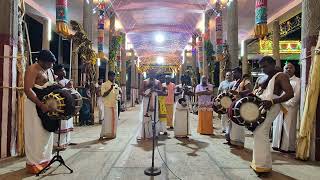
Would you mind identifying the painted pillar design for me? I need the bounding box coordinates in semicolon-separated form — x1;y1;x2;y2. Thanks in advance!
227;0;238;69
56;0;69;37
254;0;268;38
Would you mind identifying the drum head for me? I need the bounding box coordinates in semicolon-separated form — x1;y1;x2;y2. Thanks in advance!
220;96;233;109
213;92;236;114
239;102;260;122
232;96;267;131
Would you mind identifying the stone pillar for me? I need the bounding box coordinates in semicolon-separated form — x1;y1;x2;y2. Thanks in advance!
120;33;126;109
300;0;320;161
71;44;79;86
57;36;63;64
130;57;136;107
242;40;249;75
191;34;198;86
227;0;239;69
42;18;50;50
0;0;18;158
83;0;93;40
272;20;281;67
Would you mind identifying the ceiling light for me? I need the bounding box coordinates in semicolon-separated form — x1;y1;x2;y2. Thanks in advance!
155;33;165;43
157;56;164;64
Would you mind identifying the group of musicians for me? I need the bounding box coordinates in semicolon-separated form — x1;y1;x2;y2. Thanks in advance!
23;49;299;175
137;56;299;175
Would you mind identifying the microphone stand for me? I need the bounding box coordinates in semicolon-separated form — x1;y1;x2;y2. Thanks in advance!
144;94;161;176
36;118;73;176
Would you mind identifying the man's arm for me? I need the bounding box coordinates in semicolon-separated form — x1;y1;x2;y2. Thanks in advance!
273;73;294;104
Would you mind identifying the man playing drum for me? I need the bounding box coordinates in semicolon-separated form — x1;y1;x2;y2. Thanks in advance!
217;72;235;133
227;68;252;147
24;50;56;174
251;56;293;174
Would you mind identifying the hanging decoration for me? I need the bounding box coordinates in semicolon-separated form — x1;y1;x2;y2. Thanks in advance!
56;0;70;37
254;0;268;38
216;15;224;61
97;2;106;59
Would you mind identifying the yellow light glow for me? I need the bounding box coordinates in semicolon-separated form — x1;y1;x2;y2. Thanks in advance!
115;19;123;31
196;13;205;34
93;0;110;4
210;0;228;5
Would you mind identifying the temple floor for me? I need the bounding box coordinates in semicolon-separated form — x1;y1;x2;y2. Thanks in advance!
0;105;320;180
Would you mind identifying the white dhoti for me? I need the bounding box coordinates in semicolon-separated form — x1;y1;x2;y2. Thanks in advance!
252;104;280;172
137;94;160;139
24;98;53;174
272;106;298;152
221;114;229;132
97;96;104;121
174;102;189;137
54;117;73;147
100;106;118;139
230;121;245;147
251;72;282;173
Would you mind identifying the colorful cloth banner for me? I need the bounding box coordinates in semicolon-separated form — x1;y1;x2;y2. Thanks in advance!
254;0;268;38
56;0;70;36
216;15;224;61
97;2;105;58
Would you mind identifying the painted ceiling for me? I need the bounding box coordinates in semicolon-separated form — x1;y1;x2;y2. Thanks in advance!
28;0;297;65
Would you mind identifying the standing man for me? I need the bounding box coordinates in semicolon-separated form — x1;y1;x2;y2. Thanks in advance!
137;74;162;140
24;50;56;174
96;79;104;124
195;76;214;135
100;71;120;139
272;63;301;153
162;75;175;129
251;56;293;174
226;68;252;147
53;64;74;149
217;72;235;133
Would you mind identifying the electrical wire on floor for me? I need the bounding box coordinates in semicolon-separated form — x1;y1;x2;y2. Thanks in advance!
156;137;183;180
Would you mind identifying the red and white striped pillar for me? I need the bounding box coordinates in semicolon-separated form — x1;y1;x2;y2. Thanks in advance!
0;0;18;159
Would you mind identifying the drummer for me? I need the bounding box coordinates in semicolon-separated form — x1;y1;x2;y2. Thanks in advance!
53;64;75;149
226;68;252;148
217;71;235;133
251;56;293;174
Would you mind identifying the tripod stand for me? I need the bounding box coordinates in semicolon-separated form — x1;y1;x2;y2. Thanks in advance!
36;119;73;176
144;95;161;176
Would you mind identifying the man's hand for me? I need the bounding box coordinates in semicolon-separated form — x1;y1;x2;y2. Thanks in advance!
261;100;273;110
229;89;239;95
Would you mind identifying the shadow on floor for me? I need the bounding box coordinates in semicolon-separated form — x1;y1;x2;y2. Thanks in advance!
176;137;209;157
0;168;34;180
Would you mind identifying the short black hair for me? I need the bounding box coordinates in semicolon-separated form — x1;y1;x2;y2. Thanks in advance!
53;64;64;72
108;71;116;77
259;56;275;65
178;98;186;104
38;50;56;62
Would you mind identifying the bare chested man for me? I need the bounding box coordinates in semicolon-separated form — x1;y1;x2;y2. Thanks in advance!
251;56;294;174
24;50;56;174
